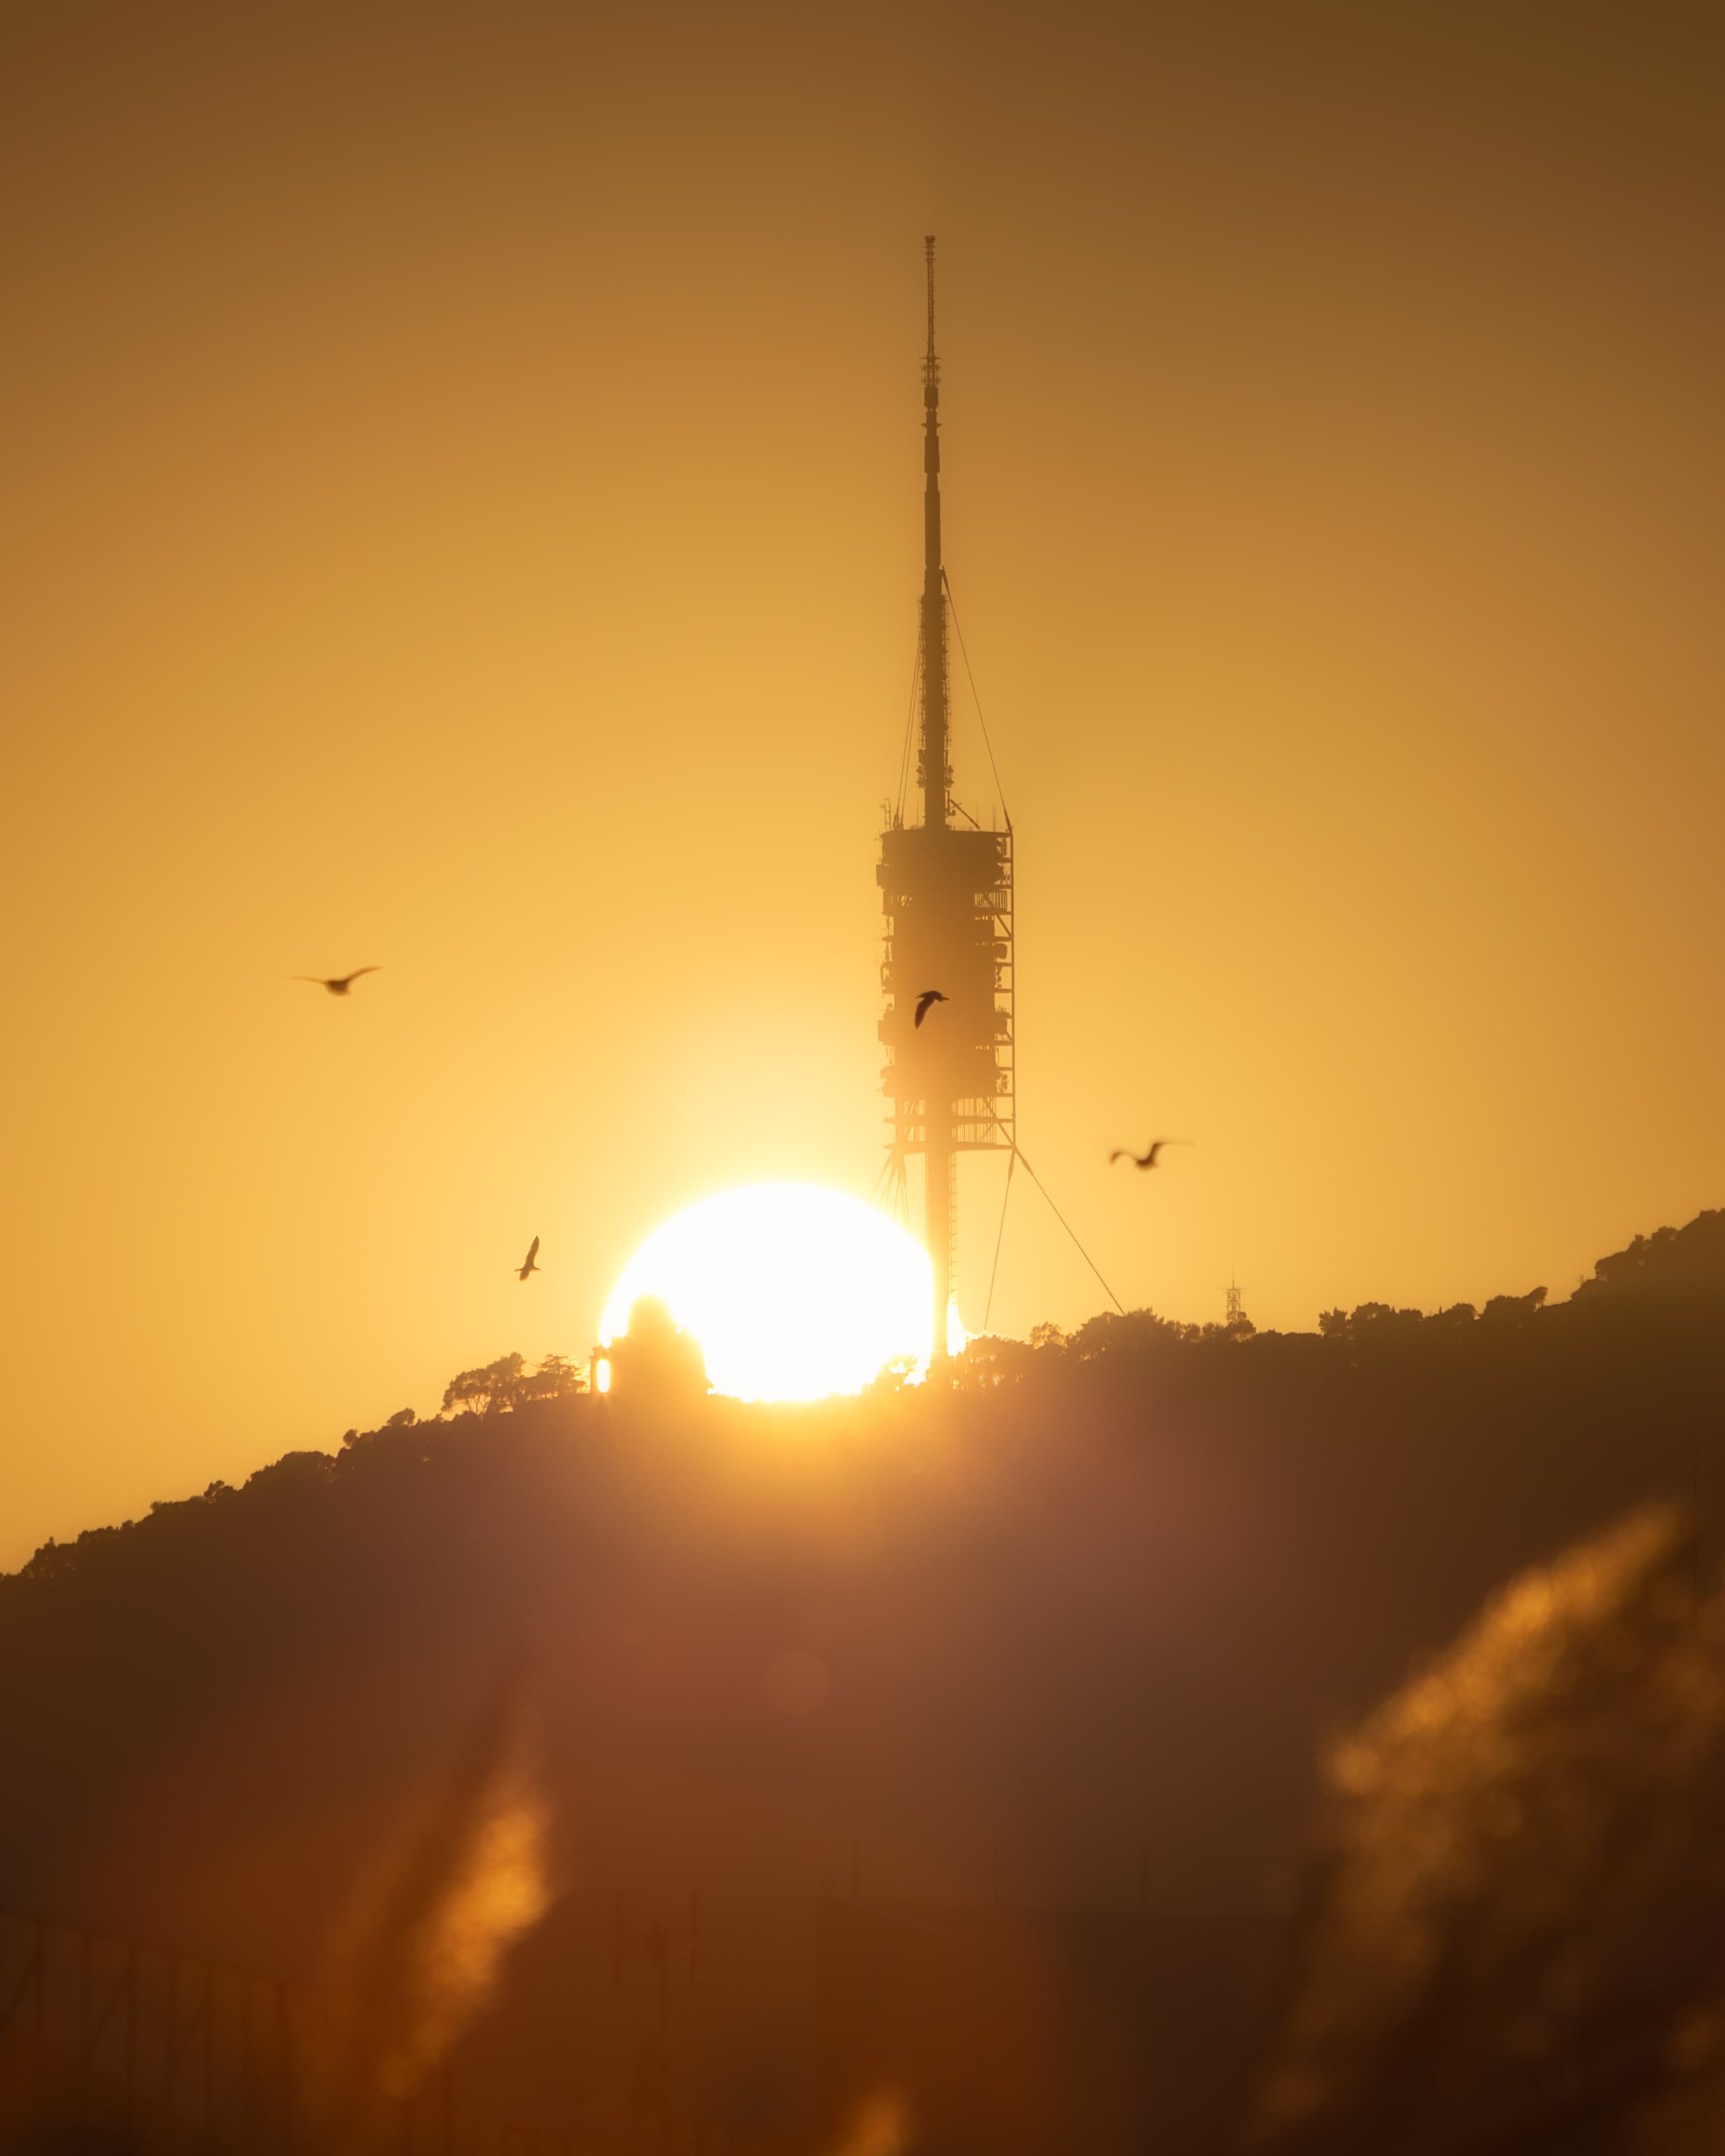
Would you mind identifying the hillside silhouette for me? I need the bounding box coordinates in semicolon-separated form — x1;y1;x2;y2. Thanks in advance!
1;1210;1722;2153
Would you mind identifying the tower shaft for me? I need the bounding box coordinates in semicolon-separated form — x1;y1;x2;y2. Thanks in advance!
919;236;953;1361
876;239;1014;1374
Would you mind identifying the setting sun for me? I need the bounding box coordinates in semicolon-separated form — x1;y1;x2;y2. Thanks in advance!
600;1184;935;1401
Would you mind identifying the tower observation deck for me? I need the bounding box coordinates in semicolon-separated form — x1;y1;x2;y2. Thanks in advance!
878;240;1014;1365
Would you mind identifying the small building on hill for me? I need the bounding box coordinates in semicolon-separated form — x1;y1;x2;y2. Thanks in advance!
597;1295;709;1407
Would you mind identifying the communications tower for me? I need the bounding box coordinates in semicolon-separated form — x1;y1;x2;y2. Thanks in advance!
878;240;1015;1364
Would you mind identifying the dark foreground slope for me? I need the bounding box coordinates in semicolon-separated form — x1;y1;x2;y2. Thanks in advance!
0;1211;1720;2151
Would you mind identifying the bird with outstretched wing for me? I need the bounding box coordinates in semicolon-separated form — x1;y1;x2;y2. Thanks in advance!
1109;1140;1191;1171
294;967;381;997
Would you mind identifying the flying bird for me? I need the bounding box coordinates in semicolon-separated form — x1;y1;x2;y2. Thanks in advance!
914;989;948;1029
1110;1140;1191;1171
515;1236;541;1282
294;967;381;997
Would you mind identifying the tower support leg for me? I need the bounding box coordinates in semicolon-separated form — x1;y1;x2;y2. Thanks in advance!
926;1126;953;1364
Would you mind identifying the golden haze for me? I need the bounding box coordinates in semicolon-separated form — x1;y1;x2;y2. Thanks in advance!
1;1;1722;1561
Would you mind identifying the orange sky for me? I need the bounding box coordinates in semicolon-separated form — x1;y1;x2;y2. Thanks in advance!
2;1;1722;1564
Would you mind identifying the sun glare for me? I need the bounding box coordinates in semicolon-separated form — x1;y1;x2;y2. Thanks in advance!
600;1184;935;1401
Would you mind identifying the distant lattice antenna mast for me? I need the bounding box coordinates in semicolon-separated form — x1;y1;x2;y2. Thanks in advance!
1226;1274;1245;1328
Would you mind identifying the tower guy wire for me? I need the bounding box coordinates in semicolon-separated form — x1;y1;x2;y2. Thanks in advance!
943;571;1010;828
895;634;923;827
983;1148;1016;1334
1008;1139;1127;1319
981;1102;1125;1319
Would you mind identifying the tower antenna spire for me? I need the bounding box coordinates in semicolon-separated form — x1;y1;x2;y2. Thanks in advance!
918;235;948;829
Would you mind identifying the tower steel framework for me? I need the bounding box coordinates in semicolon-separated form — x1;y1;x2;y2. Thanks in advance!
878;240;1014;1363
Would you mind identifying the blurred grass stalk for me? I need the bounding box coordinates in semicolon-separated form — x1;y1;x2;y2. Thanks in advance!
316;1664;551;2153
